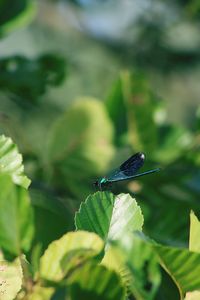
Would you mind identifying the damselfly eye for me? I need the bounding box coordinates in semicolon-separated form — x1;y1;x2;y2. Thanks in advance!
93;181;99;187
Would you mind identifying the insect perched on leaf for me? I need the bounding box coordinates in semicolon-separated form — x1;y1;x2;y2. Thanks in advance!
94;152;160;190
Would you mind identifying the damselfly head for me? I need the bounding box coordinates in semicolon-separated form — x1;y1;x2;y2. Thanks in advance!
93;180;99;187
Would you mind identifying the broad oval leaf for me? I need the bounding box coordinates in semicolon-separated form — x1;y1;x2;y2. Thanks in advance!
67;262;126;300
46;99;115;198
0;252;22;300
75;192;144;243
0;175;34;257
122;71;158;153
0;135;30;189
39;231;104;282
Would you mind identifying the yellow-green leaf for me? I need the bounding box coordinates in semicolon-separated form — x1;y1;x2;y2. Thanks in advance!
46;99;114;198
189;211;200;252
28;286;55;300
40;231;104;282
185;291;200;300
185;212;200;300
0;252;22;300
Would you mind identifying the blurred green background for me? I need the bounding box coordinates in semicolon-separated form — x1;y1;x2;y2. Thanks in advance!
1;0;200;260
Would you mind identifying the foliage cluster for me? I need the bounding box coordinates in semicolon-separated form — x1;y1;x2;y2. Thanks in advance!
1;1;200;300
0;135;200;300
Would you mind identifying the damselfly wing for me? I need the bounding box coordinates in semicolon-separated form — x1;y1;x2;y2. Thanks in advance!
94;152;160;189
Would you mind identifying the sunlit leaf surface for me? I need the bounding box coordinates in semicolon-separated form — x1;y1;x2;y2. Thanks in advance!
0;135;30;188
189;211;200;252
185;212;200;300
75;192;143;242
0;252;22;300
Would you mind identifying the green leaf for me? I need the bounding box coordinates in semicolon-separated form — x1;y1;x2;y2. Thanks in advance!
0;252;23;300
101;246;131;296
153;126;193;164
75;192;144;243
140;184;192;244
123;72;159;153
116;233;161;300
0;175;34;257
189;211;200;252
124;233;200;299
185;212;200;300
0;135;30;188
39;231;104;282
156;268;180;300
30;189;73;254
101;246;127;275
0;0;36;37
0;55;67;104
50;287;68;300
153;243;200;299
105;77;128;144
46;99;115;198
67;262;126;300
28;286;55;300
76;192;134;296
105;72;160;151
